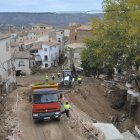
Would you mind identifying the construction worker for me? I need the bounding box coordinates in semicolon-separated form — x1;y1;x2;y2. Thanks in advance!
51;74;55;80
45;74;49;82
57;71;61;78
77;76;82;84
61;102;71;118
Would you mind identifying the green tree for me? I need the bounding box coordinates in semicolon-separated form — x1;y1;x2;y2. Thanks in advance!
81;0;140;75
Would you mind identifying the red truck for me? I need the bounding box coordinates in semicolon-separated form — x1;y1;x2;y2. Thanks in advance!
31;83;61;122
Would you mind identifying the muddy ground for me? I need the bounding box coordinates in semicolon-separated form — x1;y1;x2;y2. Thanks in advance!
66;81;134;132
0;73;134;140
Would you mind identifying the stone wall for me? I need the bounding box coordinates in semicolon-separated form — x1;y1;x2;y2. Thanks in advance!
69;24;81;43
76;29;92;43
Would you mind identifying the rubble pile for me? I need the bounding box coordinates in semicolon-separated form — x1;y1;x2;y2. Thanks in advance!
65;104;105;140
70;86;89;100
103;80;127;109
0;91;22;140
0;106;21;140
31;65;42;74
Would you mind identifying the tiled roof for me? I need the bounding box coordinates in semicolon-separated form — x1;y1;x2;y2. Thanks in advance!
30;41;59;51
24;39;37;45
77;24;92;31
0;33;11;40
11;49;30;59
67;43;86;49
42;41;59;47
30;42;42;50
35;23;53;27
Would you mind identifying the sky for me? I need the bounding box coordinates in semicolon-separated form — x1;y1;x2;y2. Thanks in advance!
0;0;103;12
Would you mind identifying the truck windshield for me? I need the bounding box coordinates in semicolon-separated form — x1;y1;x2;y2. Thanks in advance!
34;93;58;104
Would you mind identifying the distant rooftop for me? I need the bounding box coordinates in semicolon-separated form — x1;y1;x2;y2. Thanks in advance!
24;39;37;46
69;23;81;26
77;24;92;31
35;23;53;27
0;33;10;40
30;41;59;50
29;28;54;36
30;42;42;50
12;50;30;59
67;43;86;49
42;41;59;47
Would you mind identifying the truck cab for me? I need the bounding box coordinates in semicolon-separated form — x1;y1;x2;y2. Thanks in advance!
31;83;61;122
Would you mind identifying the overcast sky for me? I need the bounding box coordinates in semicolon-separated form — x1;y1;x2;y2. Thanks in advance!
0;0;103;12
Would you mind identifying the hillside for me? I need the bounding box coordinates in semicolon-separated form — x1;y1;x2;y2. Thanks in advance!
0;12;103;27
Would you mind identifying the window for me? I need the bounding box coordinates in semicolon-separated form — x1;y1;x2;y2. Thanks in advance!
44;55;48;61
18;61;25;66
34;93;58;104
44;48;47;51
75;35;77;40
58;38;61;42
45;64;48;67
30;50;38;53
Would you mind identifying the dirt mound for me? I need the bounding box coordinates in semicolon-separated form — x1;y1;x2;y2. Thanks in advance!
67;83;118;122
66;81;134;132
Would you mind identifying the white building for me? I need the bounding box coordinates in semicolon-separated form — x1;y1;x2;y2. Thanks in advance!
27;31;38;40
49;29;65;54
64;29;70;37
0;33;16;95
30;41;60;68
12;51;31;76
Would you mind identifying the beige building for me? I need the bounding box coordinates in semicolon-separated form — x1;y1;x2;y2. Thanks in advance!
69;23;92;43
69;23;81;43
33;23;53;30
66;43;86;70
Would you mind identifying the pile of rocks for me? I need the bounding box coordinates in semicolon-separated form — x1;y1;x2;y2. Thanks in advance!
65;104;105;140
0;99;22;140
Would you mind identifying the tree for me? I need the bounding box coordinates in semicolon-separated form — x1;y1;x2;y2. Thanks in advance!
81;40;104;76
81;0;140;75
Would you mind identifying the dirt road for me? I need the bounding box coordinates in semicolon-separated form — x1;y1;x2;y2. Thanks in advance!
0;74;134;140
16;87;82;140
0;84;82;140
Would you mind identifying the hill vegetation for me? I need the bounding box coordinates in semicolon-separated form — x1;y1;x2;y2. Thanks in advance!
0;12;103;27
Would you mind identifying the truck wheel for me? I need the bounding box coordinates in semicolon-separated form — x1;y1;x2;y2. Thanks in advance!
55;117;60;121
34;119;39;123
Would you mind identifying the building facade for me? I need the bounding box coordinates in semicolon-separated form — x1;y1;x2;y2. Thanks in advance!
12;51;31;76
66;43;86;70
30;42;60;69
69;23;92;43
0;34;16;95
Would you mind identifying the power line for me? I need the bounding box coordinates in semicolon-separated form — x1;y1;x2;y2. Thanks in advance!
54;9;140;14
